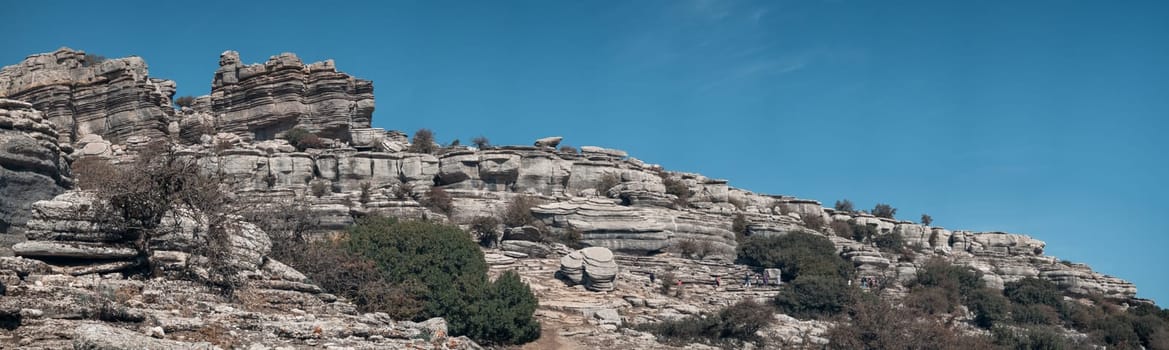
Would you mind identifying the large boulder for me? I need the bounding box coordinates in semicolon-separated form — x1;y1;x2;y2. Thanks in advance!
559;247;619;292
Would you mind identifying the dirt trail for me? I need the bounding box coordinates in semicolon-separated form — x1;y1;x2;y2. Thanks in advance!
521;321;585;350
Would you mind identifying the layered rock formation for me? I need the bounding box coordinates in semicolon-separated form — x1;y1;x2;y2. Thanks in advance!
0;48;176;144
0;99;71;238
201;51;374;142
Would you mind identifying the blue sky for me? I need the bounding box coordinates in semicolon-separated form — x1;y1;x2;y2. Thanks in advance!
4;0;1167;304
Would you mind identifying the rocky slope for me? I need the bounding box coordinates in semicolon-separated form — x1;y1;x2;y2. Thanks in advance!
0;49;1147;348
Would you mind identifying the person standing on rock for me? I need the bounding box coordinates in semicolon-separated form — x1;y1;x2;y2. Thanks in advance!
649;272;655;284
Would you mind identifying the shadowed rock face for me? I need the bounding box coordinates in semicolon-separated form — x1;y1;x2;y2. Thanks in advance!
0;99;71;238
207;51;374;142
0;48;176;144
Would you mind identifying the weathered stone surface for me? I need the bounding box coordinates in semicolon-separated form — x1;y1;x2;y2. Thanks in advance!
74;323;219;350
207;51;374;142
12;241;137;260
0;100;71;236
0;48;175;144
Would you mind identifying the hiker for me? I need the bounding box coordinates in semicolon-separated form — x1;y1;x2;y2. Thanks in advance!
762;270;770;286
715;276;721;287
743;273;751;287
649;272;655;284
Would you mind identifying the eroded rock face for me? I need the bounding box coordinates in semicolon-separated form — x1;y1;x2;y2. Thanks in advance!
0;48;176;144
207;51;374;142
0;99;71;237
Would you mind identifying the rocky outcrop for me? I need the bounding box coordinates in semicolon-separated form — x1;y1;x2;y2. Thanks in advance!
0;99;71;238
204;51;374;142
532;198;736;257
559;247;618;291
0;48;176;144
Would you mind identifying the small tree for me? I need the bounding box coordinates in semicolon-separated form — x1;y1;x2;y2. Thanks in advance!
471;136;490;149
872;203;897;219
834;199;855;213
558;145;577;154
174;96;195;108
921;214;933;226
409;129;438;154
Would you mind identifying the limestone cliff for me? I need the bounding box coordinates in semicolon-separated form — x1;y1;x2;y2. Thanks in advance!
199;51;374;142
0;48;176;144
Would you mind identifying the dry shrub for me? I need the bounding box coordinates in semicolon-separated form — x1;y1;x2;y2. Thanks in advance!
501;195;541;227
830;220;853;238
310;181;330;198
801;213;826;229
279;238;425;319
77;142;242;287
422;187;454;215
595;172;621;197
359;182;372;204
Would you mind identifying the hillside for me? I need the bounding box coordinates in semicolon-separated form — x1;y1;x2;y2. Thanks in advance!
0;48;1165;349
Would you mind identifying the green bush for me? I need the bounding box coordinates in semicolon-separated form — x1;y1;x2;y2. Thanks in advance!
872;232;905;251
174;95;195;108
345;218;539;345
1004;278;1064;308
462;271;541;345
850;222;878;242
637;299;774;346
283;127;312;147
736;232;851;281
968;287;1011;329
774;274;854;320
872;203;897;219
469;216;501;247
913;259;984;298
